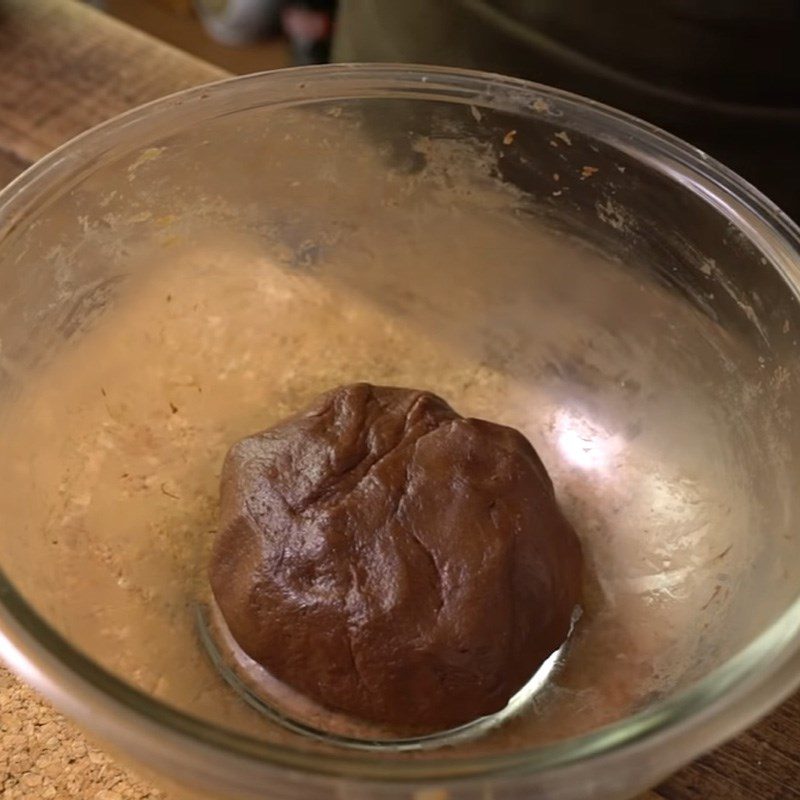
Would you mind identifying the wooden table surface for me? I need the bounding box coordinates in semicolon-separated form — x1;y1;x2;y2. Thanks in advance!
0;1;798;798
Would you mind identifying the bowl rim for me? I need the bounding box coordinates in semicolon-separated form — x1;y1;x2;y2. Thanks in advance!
1;63;800;786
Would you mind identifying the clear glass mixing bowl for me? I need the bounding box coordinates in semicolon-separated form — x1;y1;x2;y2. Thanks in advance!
0;65;799;800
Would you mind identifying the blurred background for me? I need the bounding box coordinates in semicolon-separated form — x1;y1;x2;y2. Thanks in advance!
86;0;799;218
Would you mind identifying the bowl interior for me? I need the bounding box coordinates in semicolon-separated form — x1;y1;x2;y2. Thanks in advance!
0;73;799;768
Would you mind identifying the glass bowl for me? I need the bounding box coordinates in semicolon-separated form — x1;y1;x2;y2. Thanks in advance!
0;65;799;800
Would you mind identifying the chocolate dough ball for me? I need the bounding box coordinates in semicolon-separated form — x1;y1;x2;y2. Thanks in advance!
210;383;582;733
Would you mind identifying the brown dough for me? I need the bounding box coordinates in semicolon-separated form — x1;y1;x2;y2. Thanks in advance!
209;383;582;733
